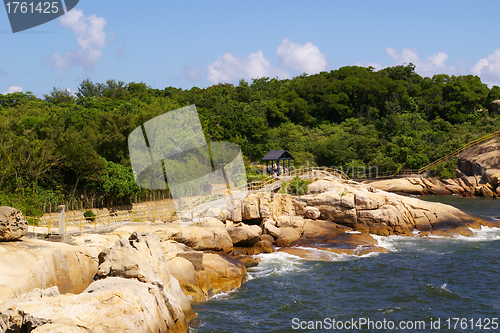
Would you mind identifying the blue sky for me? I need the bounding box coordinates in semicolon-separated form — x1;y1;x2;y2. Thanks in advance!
2;0;500;97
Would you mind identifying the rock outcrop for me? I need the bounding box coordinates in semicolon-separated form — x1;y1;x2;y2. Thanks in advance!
0;206;28;241
0;239;97;304
0;278;189;333
95;232;195;322
368;173;500;198
458;137;500;176
0;232;196;332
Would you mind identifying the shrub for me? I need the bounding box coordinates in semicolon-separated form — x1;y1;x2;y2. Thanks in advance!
84;209;96;222
283;176;311;196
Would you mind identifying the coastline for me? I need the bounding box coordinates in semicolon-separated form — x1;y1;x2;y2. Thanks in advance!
2;172;500;332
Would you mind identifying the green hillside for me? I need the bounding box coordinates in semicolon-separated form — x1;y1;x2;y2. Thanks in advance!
2;64;500;216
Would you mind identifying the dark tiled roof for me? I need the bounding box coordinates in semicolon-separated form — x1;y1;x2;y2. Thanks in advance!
262;150;294;160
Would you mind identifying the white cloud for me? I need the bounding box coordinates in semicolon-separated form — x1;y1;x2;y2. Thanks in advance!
206;50;289;84
275;38;328;74
386;47;455;78
3;86;23;95
45;9;107;71
183;66;202;81
471;49;500;87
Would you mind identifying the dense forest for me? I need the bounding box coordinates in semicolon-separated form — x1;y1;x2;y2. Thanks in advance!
2;64;500;216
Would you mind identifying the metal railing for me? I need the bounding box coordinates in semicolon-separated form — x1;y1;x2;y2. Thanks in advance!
417;130;500;174
26;166;352;234
26;209;178;235
177;166;350;213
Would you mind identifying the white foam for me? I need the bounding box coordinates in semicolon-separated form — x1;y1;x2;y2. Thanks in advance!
208;288;238;300
248;251;308;279
371;234;408;252
467;225;500;241
294;246;360;261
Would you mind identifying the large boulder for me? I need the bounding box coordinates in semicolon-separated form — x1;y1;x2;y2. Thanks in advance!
0;206;28;241
303;206;321;220
275;227;301;247
0;277;190;333
368;178;425;195
261;219;281;239
458;138;500;176
195;253;247;299
227;223;261;246
95;232;195;323
112;224;233;253
269;194;296;218
258;192;271;218
299;176;487;236
0;239;97;304
242;193;260;220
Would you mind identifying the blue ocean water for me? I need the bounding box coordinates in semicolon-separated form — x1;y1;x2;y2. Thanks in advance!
192;196;500;332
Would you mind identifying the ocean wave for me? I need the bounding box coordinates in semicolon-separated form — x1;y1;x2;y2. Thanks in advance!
425;283;463;300
467;225;500;241
208;288;239;301
372;225;500;252
248;251;308;279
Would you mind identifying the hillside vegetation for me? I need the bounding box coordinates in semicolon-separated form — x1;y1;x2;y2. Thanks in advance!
2;64;500;216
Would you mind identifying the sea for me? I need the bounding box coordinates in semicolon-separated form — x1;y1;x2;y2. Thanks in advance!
191;196;500;332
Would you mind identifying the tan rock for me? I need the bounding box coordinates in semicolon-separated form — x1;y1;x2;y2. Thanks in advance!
166;257;205;302
340;193;356;208
292;198;307;216
270;193;296;218
167;257;197;285
458;138;500;175
0;277;190;333
276;216;307;233
303;206;321;219
95;232;195;322
490;172;500;187
482;185;495;197
259;234;275;243
368;223;391;236
162;240;192;260
227;223;261;246
0;206;28;241
196;254;247;299
0;239;97;304
258;192;271;218
354;191;385;210
114;224;233;253
369;178;425;195
307;179;339;194
227;200;242;222
301;220;345;240
242;193;260;220
196;217;225;228
275;227;301;247
203;207;223;219
242;240;275;255
262;219;281;239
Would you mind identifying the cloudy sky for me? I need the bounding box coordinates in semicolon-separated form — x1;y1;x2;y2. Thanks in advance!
2;0;500;96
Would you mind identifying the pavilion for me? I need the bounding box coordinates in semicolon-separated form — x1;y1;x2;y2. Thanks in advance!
261;150;294;176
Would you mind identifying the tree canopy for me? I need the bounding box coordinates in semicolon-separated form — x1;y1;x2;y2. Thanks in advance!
2;64;499;215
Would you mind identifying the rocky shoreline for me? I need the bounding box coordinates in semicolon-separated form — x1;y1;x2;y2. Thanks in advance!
367;169;500;198
1;173;499;332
